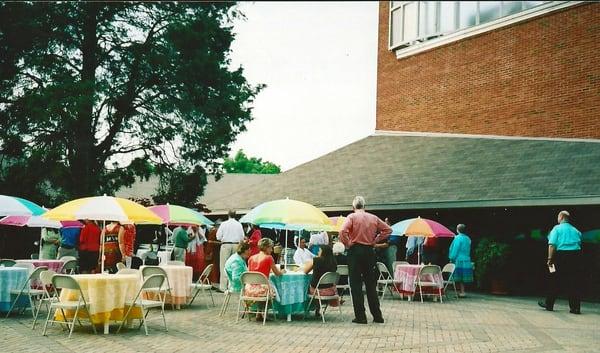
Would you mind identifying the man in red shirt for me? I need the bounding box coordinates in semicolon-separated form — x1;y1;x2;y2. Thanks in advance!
340;196;392;324
79;219;101;273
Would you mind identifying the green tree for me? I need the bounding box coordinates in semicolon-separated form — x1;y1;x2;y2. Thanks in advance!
223;150;281;174
0;2;263;207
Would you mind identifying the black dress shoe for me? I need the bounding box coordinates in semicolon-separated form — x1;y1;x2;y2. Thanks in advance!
538;301;553;311
352;318;367;324
373;317;384;324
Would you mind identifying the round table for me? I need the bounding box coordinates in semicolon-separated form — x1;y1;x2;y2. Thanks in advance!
56;273;141;334
0;267;29;312
140;264;192;307
393;264;444;299
16;259;64;287
270;272;311;321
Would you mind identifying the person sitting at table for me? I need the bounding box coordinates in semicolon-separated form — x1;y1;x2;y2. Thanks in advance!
448;224;473;298
247;238;284;321
224;242;251;293
293;237;314;266
39;227;60;260
303;244;339;317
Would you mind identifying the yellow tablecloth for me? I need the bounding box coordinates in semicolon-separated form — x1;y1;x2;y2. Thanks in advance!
56;273;142;324
140;265;192;305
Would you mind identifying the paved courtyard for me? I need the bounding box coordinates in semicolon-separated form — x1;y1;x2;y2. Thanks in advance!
2;292;599;353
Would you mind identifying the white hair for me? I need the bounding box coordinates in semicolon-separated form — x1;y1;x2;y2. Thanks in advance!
352;196;365;209
332;242;345;254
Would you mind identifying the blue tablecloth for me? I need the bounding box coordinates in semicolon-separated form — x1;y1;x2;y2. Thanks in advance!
0;267;29;312
270;273;311;317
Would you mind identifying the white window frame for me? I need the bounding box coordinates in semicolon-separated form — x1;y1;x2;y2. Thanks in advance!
389;1;584;59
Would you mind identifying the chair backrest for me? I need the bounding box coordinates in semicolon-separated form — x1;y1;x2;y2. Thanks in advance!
419;265;442;277
40;269;56;287
141;274;165;291
314;271;340;288
30;253;39;260
336;264;349;276
59;256;77;262
52;274;81;291
142;266;168;280
29;266;49;282
116;262;126;271
167;261;185;266
376;262;392;280
240;271;269;286
62;259;78;272
117;268;140;275
441;263;455;274
0;259;16;267
198;264;213;284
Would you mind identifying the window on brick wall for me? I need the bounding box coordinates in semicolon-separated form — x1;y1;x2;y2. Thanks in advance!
389;1;561;52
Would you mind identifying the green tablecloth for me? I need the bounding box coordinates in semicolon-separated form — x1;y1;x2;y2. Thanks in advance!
270;273;311;317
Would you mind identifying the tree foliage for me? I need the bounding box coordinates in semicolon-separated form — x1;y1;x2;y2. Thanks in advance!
0;2;263;207
223;149;281;174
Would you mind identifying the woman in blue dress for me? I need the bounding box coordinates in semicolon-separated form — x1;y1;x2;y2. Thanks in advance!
449;224;473;297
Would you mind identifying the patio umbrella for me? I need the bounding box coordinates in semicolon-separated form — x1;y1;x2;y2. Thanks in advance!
0;195;46;217
148;204;214;249
328;216;347;232
44;195;162;272
391;217;455;264
240;198;331;266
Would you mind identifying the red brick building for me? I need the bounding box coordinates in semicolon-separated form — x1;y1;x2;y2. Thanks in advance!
377;1;600;139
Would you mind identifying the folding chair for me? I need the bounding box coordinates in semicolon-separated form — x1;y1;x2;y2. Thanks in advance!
219;269;236;317
189;264;214;308
416;265;443;303
336;265;351;303
117;274;168;335
117;268;140;275
61;259;78;275
306;271;341;323
0;259;16;267
116;262;126;271
59;256;77;262
141;266;174;310
376;262;396;301
442;263;458;299
32;269;58;330
237;272;277;326
42;275;97;338
5;266;47;318
30;253;39;260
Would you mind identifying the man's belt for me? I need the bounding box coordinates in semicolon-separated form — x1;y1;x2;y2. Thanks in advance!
222;242;239;244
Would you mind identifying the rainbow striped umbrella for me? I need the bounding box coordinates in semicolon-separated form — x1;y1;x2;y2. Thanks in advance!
391;217;455;237
0;195;45;217
148;204;214;226
0;214;82;229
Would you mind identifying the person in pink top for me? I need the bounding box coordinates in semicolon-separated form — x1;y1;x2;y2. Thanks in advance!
339;196;392;325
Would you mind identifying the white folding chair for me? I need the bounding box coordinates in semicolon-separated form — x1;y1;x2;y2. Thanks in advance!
5;266;47;318
59;256;77;262
117;274;168;335
306;271;341;323
116;262;126;271
189;264;214;308
32;269;58;330
417;265;443;303
442;263;459;299
376;262;396;301
117;268;140;275
219;269;236;318
141;266;175;310
336;265;351;304
237;272;277;326
42;275;97;338
61;259;78;275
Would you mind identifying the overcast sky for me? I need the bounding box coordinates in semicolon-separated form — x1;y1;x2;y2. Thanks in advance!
228;2;379;171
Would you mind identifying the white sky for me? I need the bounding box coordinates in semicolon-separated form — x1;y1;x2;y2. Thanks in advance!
228;1;379;171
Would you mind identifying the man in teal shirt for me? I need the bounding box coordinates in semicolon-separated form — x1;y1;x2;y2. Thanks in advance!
172;226;194;262
224;242;251;293
538;211;582;314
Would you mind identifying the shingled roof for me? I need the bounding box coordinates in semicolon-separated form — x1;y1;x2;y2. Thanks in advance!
203;132;600;214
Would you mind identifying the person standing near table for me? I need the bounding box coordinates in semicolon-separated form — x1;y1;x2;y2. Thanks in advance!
172;225;193;262
103;221;124;272
293;237;314;265
448;224;473;297
57;226;80;259
186;225;207;279
247;224;262;257
217;210;245;291
79;220;101;273
39;227;60;260
538;210;583;314
340;196;392;324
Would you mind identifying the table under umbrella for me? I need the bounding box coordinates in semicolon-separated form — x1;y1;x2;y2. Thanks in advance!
391;217;455;264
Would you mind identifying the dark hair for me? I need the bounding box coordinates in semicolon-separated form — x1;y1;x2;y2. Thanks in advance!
236;242;250;255
317;244;336;269
228;209;236;218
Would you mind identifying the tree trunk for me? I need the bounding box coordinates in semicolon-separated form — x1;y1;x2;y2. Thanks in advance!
70;3;100;197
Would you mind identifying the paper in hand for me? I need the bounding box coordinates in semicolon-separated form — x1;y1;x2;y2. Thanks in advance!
548;264;556;273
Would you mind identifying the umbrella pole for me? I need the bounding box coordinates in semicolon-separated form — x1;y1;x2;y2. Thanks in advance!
101;220;106;273
38;229;43;257
284;228;288;268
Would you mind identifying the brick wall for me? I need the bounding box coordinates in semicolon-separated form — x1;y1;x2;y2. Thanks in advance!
376;2;600;139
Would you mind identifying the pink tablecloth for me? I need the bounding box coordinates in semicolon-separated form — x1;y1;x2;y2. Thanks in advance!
393;264;444;296
16;259;65;288
140;265;192;305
